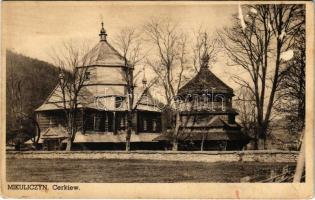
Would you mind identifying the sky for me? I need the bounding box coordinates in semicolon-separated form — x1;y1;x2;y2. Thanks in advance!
3;1;244;96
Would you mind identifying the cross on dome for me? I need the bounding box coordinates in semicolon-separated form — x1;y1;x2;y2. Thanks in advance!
99;21;107;41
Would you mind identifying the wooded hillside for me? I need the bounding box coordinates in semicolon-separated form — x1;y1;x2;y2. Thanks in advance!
6;50;59;141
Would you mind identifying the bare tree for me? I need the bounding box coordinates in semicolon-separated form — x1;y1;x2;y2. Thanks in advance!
219;4;305;149
234;87;257;148
144;18;189;150
113;27;145;151
50;41;91;151
275;18;305;134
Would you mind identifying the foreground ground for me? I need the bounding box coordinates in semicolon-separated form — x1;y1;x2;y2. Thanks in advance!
7;158;295;182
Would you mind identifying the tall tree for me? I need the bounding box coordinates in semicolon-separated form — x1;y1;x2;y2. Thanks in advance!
274;17;305;134
113;27;145;151
144;19;189;150
219;4;305;149
50;41;91;151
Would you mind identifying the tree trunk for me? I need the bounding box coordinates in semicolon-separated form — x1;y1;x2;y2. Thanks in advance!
172;112;181;151
66;138;72;151
125;129;131;151
254;137;258;150
34;115;41;148
200;133;205;151
257;138;265;150
172;138;178;151
257;124;267;150
125;139;131;151
125;111;132;151
293;134;305;182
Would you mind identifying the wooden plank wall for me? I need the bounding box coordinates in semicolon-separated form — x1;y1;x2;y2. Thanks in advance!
37;110;83;132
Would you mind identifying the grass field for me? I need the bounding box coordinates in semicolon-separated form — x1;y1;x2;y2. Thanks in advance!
6;158;295;182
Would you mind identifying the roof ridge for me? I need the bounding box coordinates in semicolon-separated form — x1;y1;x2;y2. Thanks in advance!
42;84;60;104
202;68;233;91
95;42;104;61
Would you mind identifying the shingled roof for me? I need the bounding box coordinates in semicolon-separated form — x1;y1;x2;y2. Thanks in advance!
133;86;164;112
178;67;233;95
36;23;161;112
36;83;162;112
153;115;247;142
41;126;68;139
35;85;102;111
80;41;126;67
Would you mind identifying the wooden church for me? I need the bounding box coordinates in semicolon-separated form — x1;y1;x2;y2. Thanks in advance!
154;52;250;150
33;23;249;151
34;23;163;150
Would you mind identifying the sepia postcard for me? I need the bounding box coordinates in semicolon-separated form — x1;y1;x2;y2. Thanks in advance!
1;1;314;198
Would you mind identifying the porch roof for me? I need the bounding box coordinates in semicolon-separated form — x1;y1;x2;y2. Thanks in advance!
41;126;69;139
35;101;105;111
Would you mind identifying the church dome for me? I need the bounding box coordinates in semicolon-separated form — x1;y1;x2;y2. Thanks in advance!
79;22;126;67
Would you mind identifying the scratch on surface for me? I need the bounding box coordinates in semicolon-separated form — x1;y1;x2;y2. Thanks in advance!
235;189;240;199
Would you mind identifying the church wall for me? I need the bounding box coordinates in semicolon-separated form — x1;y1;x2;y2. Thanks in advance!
82;65;128;109
84;89;128;110
178;99;232;112
180;114;228;125
83;84;126;97
84;66;127;85
96;67;127;85
82;110;163;135
37;110;83;132
137;111;162;133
